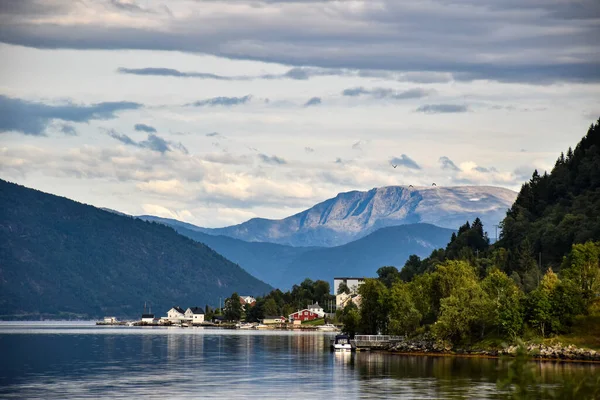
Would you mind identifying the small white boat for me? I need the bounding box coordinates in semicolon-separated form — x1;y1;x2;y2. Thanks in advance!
238;323;254;329
317;323;339;332
330;334;352;352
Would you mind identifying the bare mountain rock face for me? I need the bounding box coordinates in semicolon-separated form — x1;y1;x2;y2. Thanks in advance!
192;186;516;247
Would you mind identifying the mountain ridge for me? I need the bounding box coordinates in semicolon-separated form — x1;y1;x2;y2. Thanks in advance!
139;217;454;289
0;179;272;319
145;185;516;247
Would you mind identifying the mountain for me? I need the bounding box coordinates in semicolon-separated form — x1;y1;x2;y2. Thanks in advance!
140;217;453;289
151;186;515;247
0;179;272;319
500;118;600;269
279;223;455;287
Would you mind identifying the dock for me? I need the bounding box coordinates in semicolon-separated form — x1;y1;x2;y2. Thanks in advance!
351;335;404;350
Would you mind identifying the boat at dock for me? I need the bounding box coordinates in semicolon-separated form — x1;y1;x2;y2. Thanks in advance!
317;323;339;332
330;334;352;352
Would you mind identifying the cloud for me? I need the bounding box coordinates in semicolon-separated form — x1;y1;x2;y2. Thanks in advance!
190;95;252;107
134;123;157;133
343;87;433;100
118;67;235;80
106;129;187;154
117;66;446;84
304;97;321;107
416;104;469;114
304;147;315;153
342;87;370;97
206;132;220;137
109;0;153;14
352;140;370;151
258;154;287;165
439;156;461;171
60;124;77;136
3;1;596;83
390;154;421;170
0;95;141;136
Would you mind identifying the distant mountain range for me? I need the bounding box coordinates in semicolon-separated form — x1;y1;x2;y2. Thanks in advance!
143;185;516;247
139;218;454;289
0;179;271;319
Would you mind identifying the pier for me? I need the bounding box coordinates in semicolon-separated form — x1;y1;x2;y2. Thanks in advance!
352;335;404;350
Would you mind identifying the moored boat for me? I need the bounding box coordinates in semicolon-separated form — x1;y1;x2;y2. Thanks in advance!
330;334;352;352
317;323;339;332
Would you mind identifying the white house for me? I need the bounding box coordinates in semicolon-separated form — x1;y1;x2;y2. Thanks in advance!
103;316;117;323
240;296;257;306
333;277;365;295
307;302;325;317
263;316;286;324
185;307;205;324
141;313;157;324
167;306;186;322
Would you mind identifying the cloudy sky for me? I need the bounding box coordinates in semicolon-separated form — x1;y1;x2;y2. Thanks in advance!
0;0;599;227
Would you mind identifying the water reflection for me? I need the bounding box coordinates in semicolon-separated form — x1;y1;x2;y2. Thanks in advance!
0;323;598;399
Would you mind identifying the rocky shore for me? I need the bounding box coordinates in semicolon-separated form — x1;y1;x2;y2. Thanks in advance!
385;338;600;362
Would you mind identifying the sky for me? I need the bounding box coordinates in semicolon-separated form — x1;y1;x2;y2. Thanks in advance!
0;0;599;228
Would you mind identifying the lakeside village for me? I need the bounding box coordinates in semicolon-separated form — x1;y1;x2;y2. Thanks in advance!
97;277;365;332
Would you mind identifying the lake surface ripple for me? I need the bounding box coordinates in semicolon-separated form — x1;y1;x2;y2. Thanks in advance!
0;322;597;399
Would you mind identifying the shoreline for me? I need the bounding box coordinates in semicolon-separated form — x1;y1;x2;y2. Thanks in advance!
372;339;600;363
380;349;600;364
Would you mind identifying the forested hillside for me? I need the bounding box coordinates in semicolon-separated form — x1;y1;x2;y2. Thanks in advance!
500;119;600;271
0;180;271;319
341;119;600;351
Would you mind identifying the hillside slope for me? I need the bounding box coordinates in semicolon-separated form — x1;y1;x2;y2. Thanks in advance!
500;118;600;269
174;186;515;247
0;180;271;319
145;218;454;289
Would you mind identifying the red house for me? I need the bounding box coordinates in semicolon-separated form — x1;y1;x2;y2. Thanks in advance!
289;309;320;322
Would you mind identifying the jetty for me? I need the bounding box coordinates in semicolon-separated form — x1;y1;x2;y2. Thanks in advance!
351;335;404;350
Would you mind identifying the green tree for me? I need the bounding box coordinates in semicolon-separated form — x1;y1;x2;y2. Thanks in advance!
561;241;600;300
341;302;360;338
377;266;401;288
400;255;422;282
337;282;351;295
358;278;388;334
387;281;421;336
263;298;279;316
224;292;243;322
481;268;524;338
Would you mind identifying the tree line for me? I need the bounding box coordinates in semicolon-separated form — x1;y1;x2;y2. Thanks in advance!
341;220;599;345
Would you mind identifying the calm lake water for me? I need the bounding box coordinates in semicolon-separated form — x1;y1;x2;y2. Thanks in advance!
0;322;598;399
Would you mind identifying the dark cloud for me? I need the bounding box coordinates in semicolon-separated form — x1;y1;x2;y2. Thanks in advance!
416;104;468;114
258;153;287;165
107;130;138;146
106;129;187;154
190;95;252;107
334;158;343;164
60;124;77;136
439;156;461;171
304;97;321;107
0;95;141;136
134;123;157;133
342;87;370;97
343;87;433;100
390;154;421;170
118;67;235;80
474;166;498;173
109;0;151;13
206;132;220;137
304;147;315;153
2;1;596;83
